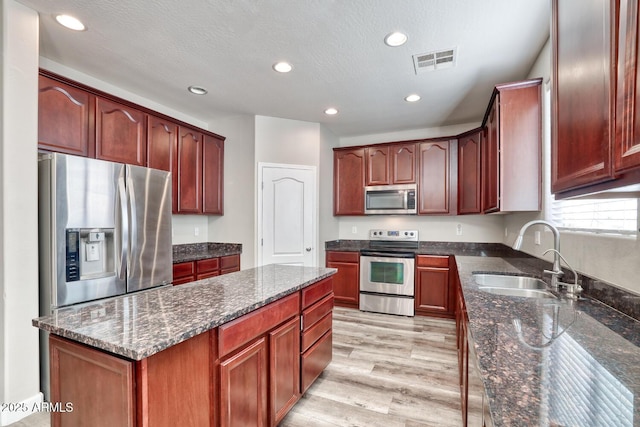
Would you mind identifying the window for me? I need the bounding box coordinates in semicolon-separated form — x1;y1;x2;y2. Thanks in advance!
550;198;639;235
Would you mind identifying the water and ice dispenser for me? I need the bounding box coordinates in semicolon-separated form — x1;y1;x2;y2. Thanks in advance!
65;229;115;282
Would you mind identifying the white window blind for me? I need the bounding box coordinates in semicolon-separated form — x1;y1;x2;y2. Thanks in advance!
550;198;639;235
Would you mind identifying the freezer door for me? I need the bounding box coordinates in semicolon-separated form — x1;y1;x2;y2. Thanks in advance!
125;164;173;292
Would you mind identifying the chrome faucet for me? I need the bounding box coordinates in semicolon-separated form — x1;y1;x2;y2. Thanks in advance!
512;220;564;288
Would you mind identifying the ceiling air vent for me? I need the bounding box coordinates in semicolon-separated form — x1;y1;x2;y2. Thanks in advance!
413;48;456;74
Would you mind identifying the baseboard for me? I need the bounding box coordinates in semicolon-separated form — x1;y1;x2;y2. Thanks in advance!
0;392;43;426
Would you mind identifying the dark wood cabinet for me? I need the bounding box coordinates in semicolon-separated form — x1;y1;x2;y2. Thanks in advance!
366;146;390;185
269;317;300;425
219;337;268;427
415;255;454;318
418;140;455;215
391;143;418;184
325;251;359;308
552;0;617;194
482;79;542;212
147;115;176;173
176;127;203;214
333;148;366;215
457;129;483;214
203;135;224;214
95;97;146;166
38;75;95;157
173;254;240;285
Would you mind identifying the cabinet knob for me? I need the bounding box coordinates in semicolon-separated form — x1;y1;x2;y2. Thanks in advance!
306;247;312;252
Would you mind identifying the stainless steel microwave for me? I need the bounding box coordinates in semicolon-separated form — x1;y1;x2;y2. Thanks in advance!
364;184;417;215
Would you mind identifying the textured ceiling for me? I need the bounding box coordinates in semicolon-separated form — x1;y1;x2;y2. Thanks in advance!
19;0;550;137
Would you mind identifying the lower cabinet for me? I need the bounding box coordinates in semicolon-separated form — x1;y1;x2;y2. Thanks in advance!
173;254;240;285
269;317;301;425
415;255;455;318
325;250;359;308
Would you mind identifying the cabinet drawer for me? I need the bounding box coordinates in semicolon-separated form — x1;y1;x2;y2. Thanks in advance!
302;294;333;331
301;312;332;353
326;251;359;263
196;271;220;281
416;255;449;268
220;254;240;270
196;257;219;274
173;261;195;279
218;293;300;358
301;277;333;309
301;330;332;394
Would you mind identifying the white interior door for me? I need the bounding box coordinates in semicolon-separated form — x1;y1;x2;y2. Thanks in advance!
259;163;316;266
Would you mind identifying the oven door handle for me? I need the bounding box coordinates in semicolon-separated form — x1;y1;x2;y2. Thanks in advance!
360;251;415;259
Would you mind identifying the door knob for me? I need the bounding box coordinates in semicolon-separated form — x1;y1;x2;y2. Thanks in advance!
306;247;312;252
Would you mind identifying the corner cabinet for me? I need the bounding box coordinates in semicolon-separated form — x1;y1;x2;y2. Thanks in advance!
457;129;483;214
418;140;456;215
333;148;365;215
325;250;359;308
482;79;542;213
415;255;455;318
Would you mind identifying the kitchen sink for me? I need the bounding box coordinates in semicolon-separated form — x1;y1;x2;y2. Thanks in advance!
473;273;547;289
473;273;556;299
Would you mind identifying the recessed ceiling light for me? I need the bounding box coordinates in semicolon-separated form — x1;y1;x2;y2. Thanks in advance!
324;108;338;115
405;94;421;102
55;14;86;31
187;86;208;95
273;62;293;73
384;32;408;47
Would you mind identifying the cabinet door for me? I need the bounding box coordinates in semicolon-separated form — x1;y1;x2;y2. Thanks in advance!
38;75;94;157
220;254;240;275
147;115;176;172
326;251;359;308
172;261;195;285
334;148;365;215
269;317;300;425
552;0;616;192
366;146;390;185
391;143;417;184
95;97;146;166
220;338;268;427
458;131;482;214
418;141;451;214
202;135;224;214
415;267;451;316
483;104;499;213
616;0;640;173
175;127;203;214
49;335;135;427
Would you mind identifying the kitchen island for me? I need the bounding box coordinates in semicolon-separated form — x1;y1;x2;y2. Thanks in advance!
33;264;337;427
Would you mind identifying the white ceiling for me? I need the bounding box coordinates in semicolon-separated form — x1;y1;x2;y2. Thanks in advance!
19;0;550;137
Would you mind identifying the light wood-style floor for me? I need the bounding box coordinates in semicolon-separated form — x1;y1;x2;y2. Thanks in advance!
11;307;461;427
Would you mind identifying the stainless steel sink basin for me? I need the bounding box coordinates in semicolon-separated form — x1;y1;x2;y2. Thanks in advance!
472;273;556;299
477;287;556;299
473;274;547;289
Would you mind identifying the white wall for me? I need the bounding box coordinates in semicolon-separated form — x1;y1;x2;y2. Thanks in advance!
207;115;256;268
0;1;42;424
505;37;640;295
319;125;340;265
336;122;506;243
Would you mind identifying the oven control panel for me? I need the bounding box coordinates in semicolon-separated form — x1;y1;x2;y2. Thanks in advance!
369;229;419;241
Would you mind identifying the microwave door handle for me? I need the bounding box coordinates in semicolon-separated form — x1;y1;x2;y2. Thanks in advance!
116;176;128;281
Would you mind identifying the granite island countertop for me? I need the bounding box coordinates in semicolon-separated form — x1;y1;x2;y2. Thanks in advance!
33;264;336;360
455;256;640;426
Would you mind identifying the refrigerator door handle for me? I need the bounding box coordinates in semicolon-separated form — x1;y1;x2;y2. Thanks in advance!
116;175;128;281
126;174;137;276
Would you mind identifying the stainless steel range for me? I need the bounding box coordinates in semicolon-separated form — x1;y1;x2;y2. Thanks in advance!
359;229;418;316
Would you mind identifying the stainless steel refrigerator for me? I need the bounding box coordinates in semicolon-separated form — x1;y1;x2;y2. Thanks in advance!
38;152;173;397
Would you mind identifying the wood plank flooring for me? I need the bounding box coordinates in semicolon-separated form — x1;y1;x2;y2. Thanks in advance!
11;307;461;427
279;307;462;427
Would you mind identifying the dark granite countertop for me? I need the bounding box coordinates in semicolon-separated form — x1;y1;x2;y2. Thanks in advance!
326;239;517;257
173;242;242;263
33;265;336;360
455;256;640;426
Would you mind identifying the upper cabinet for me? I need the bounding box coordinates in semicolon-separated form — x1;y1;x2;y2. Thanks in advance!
38;75;95;158
418;140;456;215
482;79;542;213
334;147;365;215
457;129;483;215
95;97;146;166
365;143;417;186
551;0;617;194
38;70;225;216
365;146;390;185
